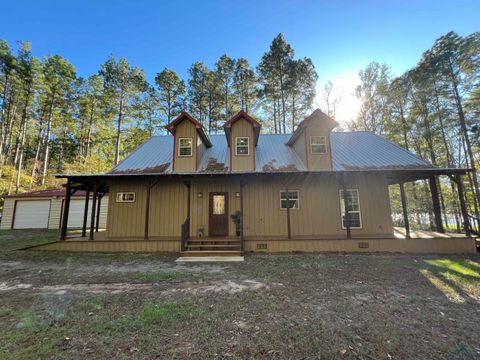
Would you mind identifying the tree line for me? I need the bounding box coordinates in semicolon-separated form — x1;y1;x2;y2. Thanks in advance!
0;33;317;196
352;31;480;231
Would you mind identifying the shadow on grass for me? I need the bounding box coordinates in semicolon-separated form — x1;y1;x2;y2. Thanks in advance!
418;257;479;303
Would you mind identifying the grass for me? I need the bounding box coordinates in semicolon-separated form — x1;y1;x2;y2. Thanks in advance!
0;229;479;359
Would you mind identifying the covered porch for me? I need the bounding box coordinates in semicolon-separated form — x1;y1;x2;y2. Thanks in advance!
52;167;477;254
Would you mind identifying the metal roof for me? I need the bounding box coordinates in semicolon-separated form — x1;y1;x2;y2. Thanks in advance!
330;132;432;170
106;131;433;175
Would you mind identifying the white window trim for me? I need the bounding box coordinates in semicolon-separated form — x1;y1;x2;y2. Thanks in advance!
116;192;136;203
339;189;362;229
279;190;300;210
178;137;193;157
235;137;250;156
310;135;327;155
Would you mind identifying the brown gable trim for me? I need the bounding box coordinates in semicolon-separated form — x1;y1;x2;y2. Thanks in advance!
223;111;261;146
286;109;338;146
165;111;212;147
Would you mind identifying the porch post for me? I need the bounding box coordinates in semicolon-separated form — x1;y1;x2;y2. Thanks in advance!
399;182;410;239
144;182;152;240
60;180;72;240
341;179;352;239
95;193;102;232
89;182;97;240
81;187;90;237
429;176;444;233
455;174;471;237
239;179;245;251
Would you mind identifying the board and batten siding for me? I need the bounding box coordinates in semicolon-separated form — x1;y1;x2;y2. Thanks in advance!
242;173;392;239
105;173;392;241
304;120;333;170
230;118;255;172
173;119;197;173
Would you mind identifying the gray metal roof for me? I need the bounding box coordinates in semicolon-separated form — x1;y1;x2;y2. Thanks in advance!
330;132;432;170
109;131;433;175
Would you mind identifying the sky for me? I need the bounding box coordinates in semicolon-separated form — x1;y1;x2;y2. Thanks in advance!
1;0;479;124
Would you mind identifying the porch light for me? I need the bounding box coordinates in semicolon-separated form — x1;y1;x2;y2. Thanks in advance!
197;192;203;198
235;192;241;198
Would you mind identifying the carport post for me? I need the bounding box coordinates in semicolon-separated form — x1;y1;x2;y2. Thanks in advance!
89;183;97;240
60;180;72;240
81;187;90;237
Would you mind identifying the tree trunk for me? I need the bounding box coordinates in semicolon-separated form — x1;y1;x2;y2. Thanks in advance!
449;62;480;211
114;94;124;165
40;94;55;185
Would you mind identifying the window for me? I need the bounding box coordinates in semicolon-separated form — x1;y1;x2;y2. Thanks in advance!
116;192;136;203
280;190;299;209
178;138;193;156
339;189;362;229
235;137;249;155
310;136;327;154
212;195;226;215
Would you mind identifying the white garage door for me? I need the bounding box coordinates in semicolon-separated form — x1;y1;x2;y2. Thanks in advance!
13;200;50;229
67;199;94;228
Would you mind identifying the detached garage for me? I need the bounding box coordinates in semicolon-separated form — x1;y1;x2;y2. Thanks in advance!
1;189;108;230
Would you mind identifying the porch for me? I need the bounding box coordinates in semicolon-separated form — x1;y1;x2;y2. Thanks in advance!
53;168;476;255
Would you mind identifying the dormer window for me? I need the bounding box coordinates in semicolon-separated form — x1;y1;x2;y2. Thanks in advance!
178;138;193;156
310;136;327;154
235;137;250;155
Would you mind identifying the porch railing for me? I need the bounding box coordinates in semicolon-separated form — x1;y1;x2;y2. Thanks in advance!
181;217;190;251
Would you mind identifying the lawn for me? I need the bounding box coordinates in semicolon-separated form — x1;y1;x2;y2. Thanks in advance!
0;230;479;359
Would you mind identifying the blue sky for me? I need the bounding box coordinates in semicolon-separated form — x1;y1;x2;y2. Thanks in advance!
1;0;479;122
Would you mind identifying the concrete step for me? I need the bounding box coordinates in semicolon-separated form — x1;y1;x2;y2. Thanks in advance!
186;243;241;249
181;250;242;257
187;238;241;243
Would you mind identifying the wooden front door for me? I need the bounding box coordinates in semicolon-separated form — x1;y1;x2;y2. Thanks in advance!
209;192;228;237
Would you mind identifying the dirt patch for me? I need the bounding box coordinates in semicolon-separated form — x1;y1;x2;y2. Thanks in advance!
0;259;226;274
1;279;273;295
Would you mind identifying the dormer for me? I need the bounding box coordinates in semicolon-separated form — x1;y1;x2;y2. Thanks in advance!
165;112;212;173
286;109;338;170
223;111;261;172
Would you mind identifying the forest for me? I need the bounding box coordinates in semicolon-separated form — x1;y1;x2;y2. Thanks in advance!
0;31;479;232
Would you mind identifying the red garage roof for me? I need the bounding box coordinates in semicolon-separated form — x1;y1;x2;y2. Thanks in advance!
4;189;87;198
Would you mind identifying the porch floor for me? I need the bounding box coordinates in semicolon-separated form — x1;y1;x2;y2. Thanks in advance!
393;227;469;239
63;228;470;242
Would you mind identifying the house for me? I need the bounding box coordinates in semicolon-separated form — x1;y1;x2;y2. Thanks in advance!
34;110;475;254
1;189;108;231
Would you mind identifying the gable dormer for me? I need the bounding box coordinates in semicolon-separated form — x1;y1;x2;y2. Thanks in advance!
223;111;261;172
165;112;212;173
286;109;338;170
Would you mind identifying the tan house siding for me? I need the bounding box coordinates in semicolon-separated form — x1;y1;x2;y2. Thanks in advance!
104;173;392;241
1;198;15;229
148;180;188;238
242;173;392;239
304;121;333;170
230;118;255;172
106;180;148;239
173;119;197;173
189;178;241;237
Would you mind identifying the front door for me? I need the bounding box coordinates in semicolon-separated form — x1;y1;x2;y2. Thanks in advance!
209;192;228;237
